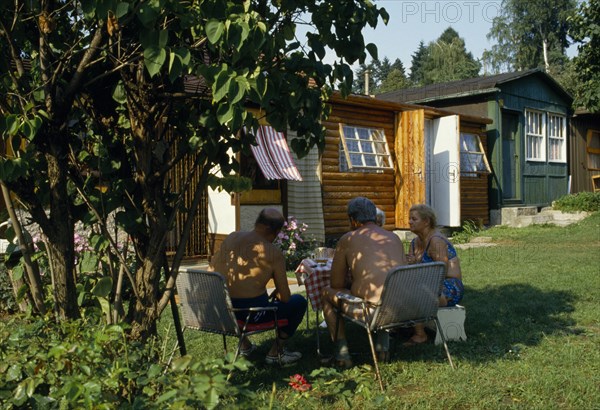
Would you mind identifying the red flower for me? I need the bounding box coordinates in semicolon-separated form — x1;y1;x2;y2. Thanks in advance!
289;374;311;392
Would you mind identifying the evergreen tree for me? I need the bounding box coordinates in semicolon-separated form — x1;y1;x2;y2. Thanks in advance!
353;62;377;94
409;41;428;86
421;28;481;85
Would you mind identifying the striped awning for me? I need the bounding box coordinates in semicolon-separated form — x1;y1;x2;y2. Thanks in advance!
249;125;303;181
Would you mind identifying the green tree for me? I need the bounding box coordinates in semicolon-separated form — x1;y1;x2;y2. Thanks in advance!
352;62;377;94
569;0;600;111
353;57;408;94
378;68;409;93
0;0;388;338
409;41;428;86
421;28;481;85
485;0;576;73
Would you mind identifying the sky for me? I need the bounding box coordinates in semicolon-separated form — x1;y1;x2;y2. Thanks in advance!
306;0;578;75
368;0;500;71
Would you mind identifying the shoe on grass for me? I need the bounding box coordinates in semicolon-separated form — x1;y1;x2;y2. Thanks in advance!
239;343;257;357
265;350;302;365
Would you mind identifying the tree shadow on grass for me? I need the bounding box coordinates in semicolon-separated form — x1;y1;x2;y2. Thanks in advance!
386;283;580;365
232;282;581;385
175;284;581;395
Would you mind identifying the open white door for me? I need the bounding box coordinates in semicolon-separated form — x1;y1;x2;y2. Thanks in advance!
429;115;461;227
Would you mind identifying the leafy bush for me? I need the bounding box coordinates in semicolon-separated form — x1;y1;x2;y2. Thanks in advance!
451;219;483;244
0;316;256;409
0;264;18;315
552;191;600;212
274;216;315;270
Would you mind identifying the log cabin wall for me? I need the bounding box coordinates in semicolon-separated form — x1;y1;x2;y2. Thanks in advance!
321;102;397;238
569;113;600;193
460;121;490;225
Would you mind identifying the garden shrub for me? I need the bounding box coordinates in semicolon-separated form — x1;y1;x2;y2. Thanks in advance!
451;219;483;244
274;216;316;271
552;191;600;212
0;316;256;409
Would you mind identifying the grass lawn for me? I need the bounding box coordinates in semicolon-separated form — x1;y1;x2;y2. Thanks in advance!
160;212;600;408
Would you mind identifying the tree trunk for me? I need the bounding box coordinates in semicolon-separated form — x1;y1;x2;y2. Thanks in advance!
44;152;79;319
128;256;162;340
542;38;549;72
1;182;46;314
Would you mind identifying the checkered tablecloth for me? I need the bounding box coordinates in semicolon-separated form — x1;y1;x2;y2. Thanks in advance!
295;259;332;311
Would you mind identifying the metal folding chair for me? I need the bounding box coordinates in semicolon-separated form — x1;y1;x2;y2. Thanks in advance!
333;262;455;391
173;268;288;365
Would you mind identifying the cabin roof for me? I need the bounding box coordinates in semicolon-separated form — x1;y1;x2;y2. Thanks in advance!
376;68;573;106
330;92;492;125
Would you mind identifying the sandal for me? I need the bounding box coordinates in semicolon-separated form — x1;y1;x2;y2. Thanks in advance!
402;336;428;347
239;343;257;357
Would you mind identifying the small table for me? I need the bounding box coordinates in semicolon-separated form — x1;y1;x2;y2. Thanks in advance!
295;258;333;355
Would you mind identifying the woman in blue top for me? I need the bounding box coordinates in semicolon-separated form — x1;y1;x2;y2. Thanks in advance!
405;204;464;345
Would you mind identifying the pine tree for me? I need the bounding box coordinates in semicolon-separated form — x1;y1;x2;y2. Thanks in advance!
409;41;428;86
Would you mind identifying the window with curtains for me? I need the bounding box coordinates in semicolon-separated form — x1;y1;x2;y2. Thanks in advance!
339;124;393;172
460;133;491;176
525;110;545;161
525;110;567;163
548;113;566;162
587;129;600;171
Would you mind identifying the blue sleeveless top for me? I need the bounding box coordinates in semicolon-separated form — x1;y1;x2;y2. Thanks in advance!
411;235;457;263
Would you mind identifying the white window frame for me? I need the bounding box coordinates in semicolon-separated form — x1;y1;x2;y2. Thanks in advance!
586;129;600;171
459;132;491;176
547;113;566;163
525;109;546;161
339;124;393;172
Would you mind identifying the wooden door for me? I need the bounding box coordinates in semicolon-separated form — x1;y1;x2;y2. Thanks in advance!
395;110;426;228
429;115;461;227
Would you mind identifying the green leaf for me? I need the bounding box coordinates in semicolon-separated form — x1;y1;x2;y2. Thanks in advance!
144;47;166;77
175;48;191;66
365;43;378;60
89;234;110;252
216;104;234;125
157;389;178;404
97;296;110;318
147;363;162;378
6;115;20;135
228;78;243;105
137;3;158;27
212;69;232;102
79;251;99;273
168;50;182;83
171;356;193;371
112;82;127;104
6;364;22;381
10;265;23;281
206;20;225;44
158;30;169;49
116;2;129;18
256;74;267;100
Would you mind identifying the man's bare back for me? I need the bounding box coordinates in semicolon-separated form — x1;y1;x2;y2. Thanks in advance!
209;230;289;300
330;223;407;303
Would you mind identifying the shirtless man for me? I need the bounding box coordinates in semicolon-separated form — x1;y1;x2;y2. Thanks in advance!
209;208;307;365
322;197;407;366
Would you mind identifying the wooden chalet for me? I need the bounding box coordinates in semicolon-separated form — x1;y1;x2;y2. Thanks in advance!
206;93;492;254
378;69;574;211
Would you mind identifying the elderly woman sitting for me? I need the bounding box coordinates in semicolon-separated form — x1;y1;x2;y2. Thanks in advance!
405;204;464;345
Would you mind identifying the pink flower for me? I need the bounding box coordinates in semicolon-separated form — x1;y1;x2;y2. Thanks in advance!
289;374;311;392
